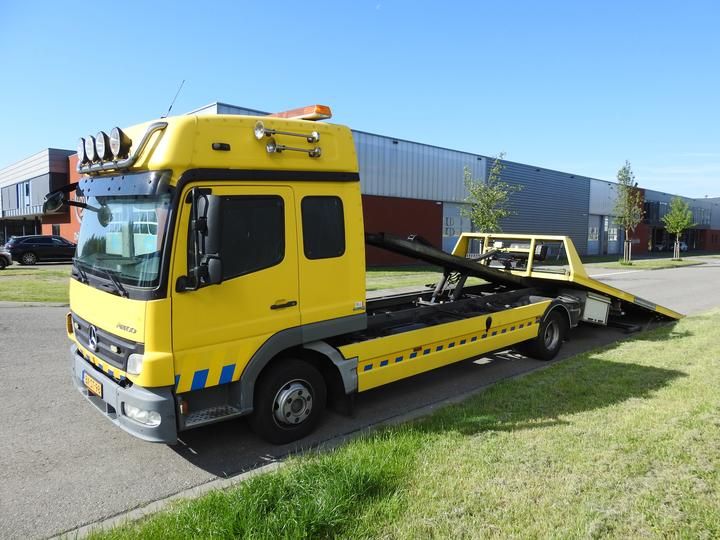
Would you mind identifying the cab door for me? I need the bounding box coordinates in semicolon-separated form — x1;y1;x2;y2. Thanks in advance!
171;184;299;393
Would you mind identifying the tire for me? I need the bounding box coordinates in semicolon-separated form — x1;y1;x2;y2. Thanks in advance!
248;358;327;444
515;310;567;361
0;258;6;270
20;252;37;265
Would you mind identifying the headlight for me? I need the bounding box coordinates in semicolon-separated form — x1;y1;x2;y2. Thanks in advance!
77;138;88;164
124;403;161;426
127;353;143;375
109;127;132;159
84;136;97;162
95;131;111;160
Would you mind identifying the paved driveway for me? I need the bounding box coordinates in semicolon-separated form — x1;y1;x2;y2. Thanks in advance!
1;259;719;539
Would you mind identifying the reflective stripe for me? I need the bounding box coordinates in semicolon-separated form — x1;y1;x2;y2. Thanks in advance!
191;369;209;391
219;364;235;385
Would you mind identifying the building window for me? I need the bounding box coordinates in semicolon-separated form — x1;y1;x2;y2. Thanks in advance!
301;196;345;259
218;196;285;279
588;227;599;241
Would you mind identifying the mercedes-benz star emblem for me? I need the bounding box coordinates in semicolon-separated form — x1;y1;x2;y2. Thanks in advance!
88;325;98;352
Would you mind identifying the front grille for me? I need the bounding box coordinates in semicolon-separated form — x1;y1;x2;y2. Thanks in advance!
72;313;144;371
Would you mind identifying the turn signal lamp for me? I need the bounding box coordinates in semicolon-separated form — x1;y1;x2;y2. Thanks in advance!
268;104;332;121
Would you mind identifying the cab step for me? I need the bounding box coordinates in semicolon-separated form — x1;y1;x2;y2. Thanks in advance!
184;404;244;428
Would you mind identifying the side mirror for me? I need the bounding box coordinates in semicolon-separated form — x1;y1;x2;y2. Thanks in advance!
43;191;66;214
206;256;223;285
176;188;223;292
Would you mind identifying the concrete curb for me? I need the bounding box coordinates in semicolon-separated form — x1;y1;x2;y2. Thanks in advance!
0;301;69;308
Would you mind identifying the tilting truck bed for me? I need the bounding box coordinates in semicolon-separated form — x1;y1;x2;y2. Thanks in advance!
366;232;683;321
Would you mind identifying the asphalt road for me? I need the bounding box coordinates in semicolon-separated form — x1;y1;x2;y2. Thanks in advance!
1;260;720;539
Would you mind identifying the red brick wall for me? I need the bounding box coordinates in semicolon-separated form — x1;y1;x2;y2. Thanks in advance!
701;229;720;251
362;195;443;266
41;155;82;242
633;223;650;254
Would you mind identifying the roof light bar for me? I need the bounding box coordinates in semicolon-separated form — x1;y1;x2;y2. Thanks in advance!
268;104;332;121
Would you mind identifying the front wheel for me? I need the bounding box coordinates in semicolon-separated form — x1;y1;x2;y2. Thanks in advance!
515;310;567;361
248;358;327;444
0;259;6;270
20;252;37;265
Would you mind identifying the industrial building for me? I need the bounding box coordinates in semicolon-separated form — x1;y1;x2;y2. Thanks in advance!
2;101;720;264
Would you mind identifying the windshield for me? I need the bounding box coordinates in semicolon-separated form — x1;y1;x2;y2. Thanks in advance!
75;193;172;288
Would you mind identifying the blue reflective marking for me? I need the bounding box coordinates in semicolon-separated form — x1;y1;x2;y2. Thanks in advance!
219;364;235;385
409;352;417;359
482;334;487;339
510;326;515;331
460;339;466;345
519;323;524;328
107;368;114;378
174;374;180;387
364;364;373;371
380;359;389;367
436;345;443;351
471;336;477;342
191;369;209;391
448;342;455;348
424;349;431;355
501;328;507;334
395;356;403;362
492;331;497;336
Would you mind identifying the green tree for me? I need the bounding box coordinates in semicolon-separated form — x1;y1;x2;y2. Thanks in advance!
662;197;694;260
613;161;645;263
462;153;521;233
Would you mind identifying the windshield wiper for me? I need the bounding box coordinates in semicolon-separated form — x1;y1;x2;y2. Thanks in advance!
71;258;89;284
75;259;129;298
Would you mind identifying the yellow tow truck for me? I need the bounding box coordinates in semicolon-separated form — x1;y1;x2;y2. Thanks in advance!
45;105;681;444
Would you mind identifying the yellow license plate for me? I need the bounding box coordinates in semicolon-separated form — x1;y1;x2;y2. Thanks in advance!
83;371;103;398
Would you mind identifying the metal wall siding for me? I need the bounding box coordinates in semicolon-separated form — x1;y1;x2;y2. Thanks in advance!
494;160;591;254
0;149;73;189
353;131;485;203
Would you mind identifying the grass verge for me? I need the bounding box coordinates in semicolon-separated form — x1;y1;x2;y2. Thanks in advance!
366;265;484;291
0;265;71;302
91;310;720;539
598;258;702;270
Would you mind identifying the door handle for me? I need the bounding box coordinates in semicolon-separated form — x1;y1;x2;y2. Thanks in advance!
271;300;298;310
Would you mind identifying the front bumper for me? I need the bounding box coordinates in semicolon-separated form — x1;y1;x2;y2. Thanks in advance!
70;344;178;443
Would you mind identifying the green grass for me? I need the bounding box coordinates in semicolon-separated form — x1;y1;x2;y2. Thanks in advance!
91;310;720;539
598;258;702;270
366;265;485;291
0;264;71;302
366;265;443;291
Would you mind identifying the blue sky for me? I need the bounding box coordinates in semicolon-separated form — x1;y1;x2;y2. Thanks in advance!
1;1;719;197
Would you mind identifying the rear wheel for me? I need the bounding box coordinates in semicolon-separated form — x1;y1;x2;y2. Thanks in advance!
0;258;6;270
515;310;567;361
20;252;37;265
248;358;327;444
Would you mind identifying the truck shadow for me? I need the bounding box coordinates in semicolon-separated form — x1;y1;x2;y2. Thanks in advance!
170;320;686;477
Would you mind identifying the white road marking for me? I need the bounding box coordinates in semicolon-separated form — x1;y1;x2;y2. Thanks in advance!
590;270;646;278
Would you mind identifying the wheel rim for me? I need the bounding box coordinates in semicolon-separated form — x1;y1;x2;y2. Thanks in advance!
543;320;560;350
22;253;36;264
272;379;313;427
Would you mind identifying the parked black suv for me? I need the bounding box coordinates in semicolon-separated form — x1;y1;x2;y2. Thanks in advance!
5;235;76;265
